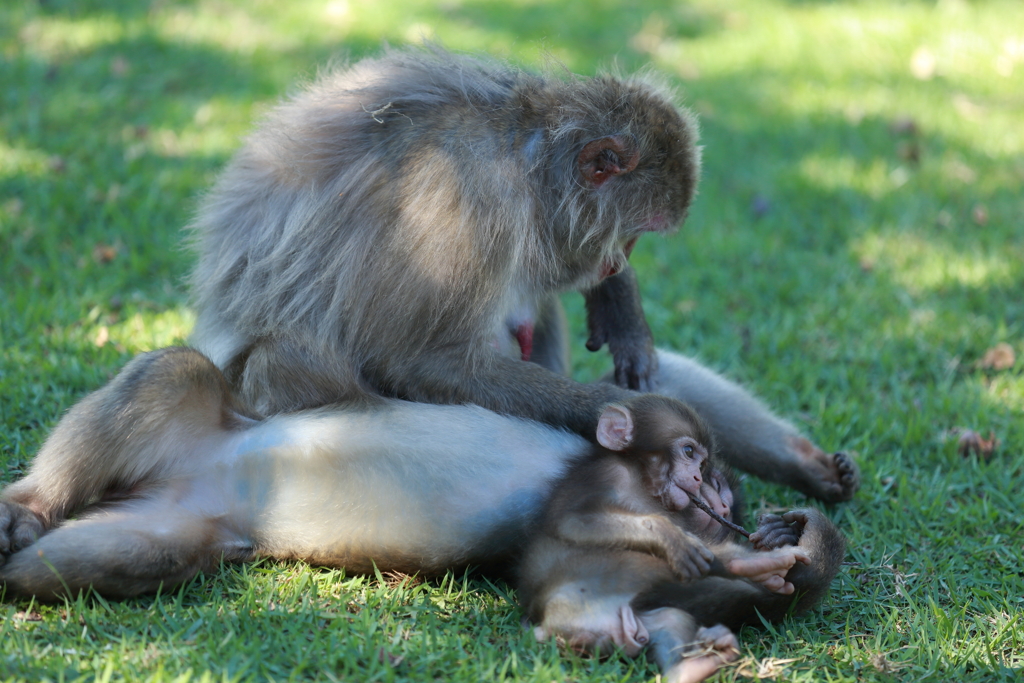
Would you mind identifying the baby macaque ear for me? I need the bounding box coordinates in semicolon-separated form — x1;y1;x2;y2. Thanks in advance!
596;404;634;451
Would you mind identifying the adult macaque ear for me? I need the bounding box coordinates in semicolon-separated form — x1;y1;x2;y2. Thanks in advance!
596;404;634;451
578;135;639;188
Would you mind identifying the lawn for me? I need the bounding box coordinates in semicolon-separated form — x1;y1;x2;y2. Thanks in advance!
1;0;1022;681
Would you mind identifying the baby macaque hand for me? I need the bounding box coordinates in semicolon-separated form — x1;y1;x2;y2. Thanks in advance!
666;535;715;581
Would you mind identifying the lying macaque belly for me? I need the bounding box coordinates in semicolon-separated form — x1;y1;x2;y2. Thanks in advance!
181;401;587;574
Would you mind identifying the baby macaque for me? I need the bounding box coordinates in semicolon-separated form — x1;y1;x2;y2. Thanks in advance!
517;396;847;683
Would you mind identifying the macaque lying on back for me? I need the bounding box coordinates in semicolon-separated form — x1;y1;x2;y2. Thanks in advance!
0;348;591;600
517;395;847;683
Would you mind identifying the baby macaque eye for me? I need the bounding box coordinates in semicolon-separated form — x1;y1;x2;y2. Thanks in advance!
683;444;694;456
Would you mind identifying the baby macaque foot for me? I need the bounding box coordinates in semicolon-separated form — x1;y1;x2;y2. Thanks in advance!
665;624;739;683
749;513;801;550
788;437;860;503
0;501;45;562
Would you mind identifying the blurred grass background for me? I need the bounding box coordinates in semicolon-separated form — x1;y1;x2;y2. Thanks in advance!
1;0;1022;681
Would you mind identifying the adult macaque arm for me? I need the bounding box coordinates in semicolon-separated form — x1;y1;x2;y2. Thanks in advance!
584;266;658;392
382;347;630;439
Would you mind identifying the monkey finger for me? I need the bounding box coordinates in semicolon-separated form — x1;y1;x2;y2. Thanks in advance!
612;349;657;392
782;510;809;529
756;513;785;526
757;575;788;593
671;553;710;581
751;526;799;550
726;551;800;578
791;548;811;565
585;331;608;352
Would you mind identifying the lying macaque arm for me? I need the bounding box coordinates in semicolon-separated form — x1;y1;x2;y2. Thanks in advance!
555;510;714;581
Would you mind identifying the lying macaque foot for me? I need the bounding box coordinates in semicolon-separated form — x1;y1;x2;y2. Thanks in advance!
0;501;45;563
749;513;801;551
665;624;739;683
788;437;860;503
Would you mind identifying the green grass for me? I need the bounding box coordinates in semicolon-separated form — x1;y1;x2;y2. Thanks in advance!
2;0;1022;681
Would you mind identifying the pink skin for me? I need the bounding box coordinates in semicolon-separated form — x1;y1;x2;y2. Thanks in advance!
664;625;740;683
597;237;638;280
684;471;810;594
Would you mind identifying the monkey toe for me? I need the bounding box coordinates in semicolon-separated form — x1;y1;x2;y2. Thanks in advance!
695;624;738;652
0;502;45;558
788;437;859;503
833;452;860;497
750;514;799;550
664;625;739;683
670;550;712;581
751;528;798;551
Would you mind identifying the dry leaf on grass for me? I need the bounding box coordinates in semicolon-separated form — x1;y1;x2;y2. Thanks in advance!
92;243;119;264
869;651;911;673
733;656;798;679
980;342;1015;371
956;429;999;460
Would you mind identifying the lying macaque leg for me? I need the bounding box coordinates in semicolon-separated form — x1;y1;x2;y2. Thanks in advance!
748;513;802;551
0;501;244;601
651;350;859;503
0;347;251;538
638;607;738;683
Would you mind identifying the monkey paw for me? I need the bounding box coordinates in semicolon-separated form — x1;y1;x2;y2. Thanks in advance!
0;501;45;563
667;539;715;581
788;437;860;503
749;514;800;550
665;624;739;683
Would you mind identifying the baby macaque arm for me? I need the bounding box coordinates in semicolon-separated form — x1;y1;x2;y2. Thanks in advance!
555;510;714;581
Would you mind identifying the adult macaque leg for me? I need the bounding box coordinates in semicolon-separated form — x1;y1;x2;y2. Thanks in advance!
0;348;249;537
0;504;242;600
651;350;859;502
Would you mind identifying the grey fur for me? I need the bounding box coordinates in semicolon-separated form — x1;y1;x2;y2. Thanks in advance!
188;46;701;426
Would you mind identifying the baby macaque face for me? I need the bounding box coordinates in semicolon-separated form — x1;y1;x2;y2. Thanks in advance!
686;468;734;535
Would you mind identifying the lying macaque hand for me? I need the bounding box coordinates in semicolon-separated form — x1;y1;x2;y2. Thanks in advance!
726;547;810;594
